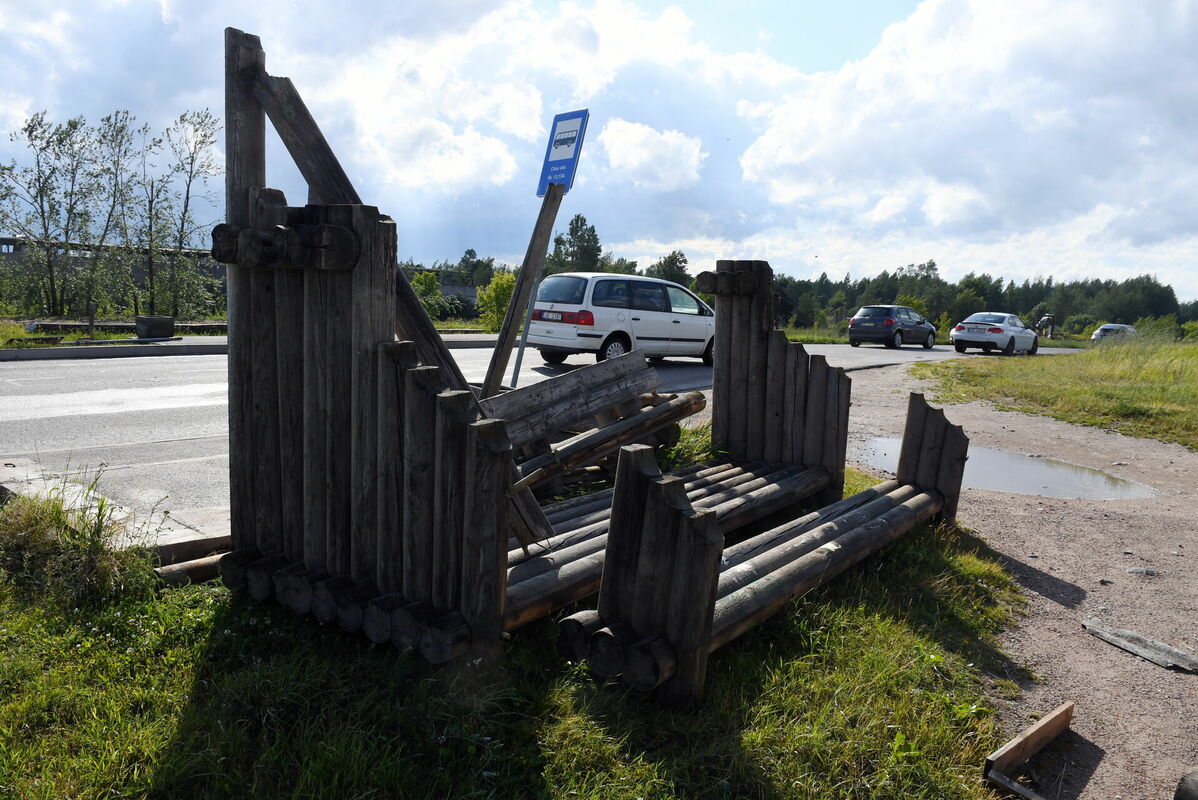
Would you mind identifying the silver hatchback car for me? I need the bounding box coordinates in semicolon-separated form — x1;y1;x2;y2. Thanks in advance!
949;312;1038;355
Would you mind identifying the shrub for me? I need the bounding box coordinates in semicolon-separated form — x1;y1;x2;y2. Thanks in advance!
1183;321;1198;340
1133;314;1182;341
477;272;516;332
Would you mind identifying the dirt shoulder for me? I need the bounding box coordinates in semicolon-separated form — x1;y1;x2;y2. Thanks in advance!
840;363;1197;800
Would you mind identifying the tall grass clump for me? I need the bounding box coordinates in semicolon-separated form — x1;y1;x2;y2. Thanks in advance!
913;339;1198;449
0;486;156;609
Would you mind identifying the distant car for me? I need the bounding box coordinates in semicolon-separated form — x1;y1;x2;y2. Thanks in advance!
949;312;1038;355
847;305;936;349
527;272;715;365
1091;324;1137;342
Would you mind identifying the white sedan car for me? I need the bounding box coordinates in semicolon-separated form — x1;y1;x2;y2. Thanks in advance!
949;312;1039;355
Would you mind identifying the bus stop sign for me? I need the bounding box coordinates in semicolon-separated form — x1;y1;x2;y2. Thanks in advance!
537;109;589;197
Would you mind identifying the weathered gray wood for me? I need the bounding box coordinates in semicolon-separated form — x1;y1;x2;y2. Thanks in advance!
701;466;830;533
629;479;687;636
711;260;734;452
246;554;291;601
935;422;969;524
271;561;308;601
302;260;331;570
787;343;809;465
433;390;475;610
557;609;604;661
915;408;947;491
658;505;722;709
744;262;771;459
275;241;305;562
277;566;329;615
985;701;1075;780
253;73;362;205
1082;619;1198;671
834;371;851;496
481;183;565;398
598;445;659;625
816;366;843;506
390;599;438;649
248;232;283;555
726;261;754;458
801;355;828;468
220;547;258;591
155;553;224;586
401;365;444;601
763;330;787;464
311;575;354;624
459;419;511;661
334;583;377;633
624;635;676;692
587;623;636;678
362;592;408;644
324;207;355;578
224;29;265;555
420;611;472;664
376;342;416;594
896;393;928;485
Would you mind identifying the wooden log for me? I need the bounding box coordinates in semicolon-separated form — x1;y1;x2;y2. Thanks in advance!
710;260;734;452
915;408;947;491
246;553;291;602
252;73;361;205
391;599;438;649
277;566;329;615
324;206;355;578
744;262;771;460
689;464;799;510
726;261;754;459
762;330;787;464
504;549;609;631
275;247;306;562
249;233;283;556
598;445;659;625
480;353;658;447
834;370;851;495
801;355;828;468
815;366;843;506
401;365;444;601
420;611;472;664
624;634;676;692
557;609;604;661
786;343;808;465
334;583;377;633
155;553;224;587
311;575;354;624
628;479;687;635
350;205;395;587
657;504;722;709
362;592;409;644
376;342;416;594
302;248;331;570
224;28;265;555
481;183;565;398
433;390;475;610
896;393;928;485
935;422;970;524
271;561;308;601
459;419;511;661
701;466;830;535
219;547;259;591
588;623;636;679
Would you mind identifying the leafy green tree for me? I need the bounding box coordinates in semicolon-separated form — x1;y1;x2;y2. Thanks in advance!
477;271;516;332
934;311;954;339
645;250;690;285
598;253;638;274
894;294;929;318
458;248;495;287
545;214;601;274
793;292;818;327
950;288;985;322
411;271;445;319
163;109;221;317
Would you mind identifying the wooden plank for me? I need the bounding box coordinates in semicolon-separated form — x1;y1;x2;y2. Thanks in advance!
801;355;828;468
896;393;928;485
780;335;797;464
1082;619;1198;670
816;366;843;506
302;261;330;570
460;419;511;661
833;370;851;497
597;445;660;625
628;478;686;637
349;205;395;587
726;261;753;459
657;505;722;710
324;205;355;578
432;390;475;611
481;183;565;398
787;343;808;464
275;241;305;562
985;701;1075;779
480;351;649;420
375;342;416;594
710;260;734;453
914;408;947;491
401;365;443;601
253;73;362;205
249;257;283;554
224;29;266;556
762;330;787;464
934;422;969;524
744;262;768;460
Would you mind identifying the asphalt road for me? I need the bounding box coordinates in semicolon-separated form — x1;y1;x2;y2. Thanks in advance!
0;343;1072;536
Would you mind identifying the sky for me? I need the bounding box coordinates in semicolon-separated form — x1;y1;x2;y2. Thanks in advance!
1;0;1195;301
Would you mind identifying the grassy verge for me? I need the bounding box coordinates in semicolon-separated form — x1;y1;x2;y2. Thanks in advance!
783;326;848;344
911;338;1198;449
0;463;1021;798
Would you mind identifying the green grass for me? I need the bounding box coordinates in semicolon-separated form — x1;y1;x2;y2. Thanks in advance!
0;465;1021;799
911;339;1198;449
783;326;849;344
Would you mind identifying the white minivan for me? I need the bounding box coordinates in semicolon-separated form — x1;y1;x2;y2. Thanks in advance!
527;272;715;365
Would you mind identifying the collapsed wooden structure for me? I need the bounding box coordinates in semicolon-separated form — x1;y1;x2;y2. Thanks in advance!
559;392;968;707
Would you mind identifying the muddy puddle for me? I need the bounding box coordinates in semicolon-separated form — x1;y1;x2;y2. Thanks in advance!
850;436;1155;499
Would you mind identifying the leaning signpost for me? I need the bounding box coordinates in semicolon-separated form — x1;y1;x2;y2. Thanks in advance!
481;109;590;397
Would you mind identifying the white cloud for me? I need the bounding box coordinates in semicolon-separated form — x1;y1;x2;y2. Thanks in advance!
599;118;706;191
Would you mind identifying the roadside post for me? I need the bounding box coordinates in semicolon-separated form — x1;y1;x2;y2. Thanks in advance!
481;109;589;396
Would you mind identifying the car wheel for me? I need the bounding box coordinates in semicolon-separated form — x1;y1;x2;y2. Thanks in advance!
541;351;567;365
700;338;714;366
849;339;860;348
1028;336;1038;356
954;343;966;353
1002;337;1015;356
923;332;935;349
888;331;903;349
596;334;630;362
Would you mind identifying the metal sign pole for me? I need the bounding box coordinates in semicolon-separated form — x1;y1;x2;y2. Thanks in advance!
509;270;544;387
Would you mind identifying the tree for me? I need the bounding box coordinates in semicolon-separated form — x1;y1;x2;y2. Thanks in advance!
477;271;516;332
545;213;601;274
458;248;495;287
894;293;929;318
598;253;638;274
163;109;221;317
645;250;690;285
129;124;173;315
411;271;445;319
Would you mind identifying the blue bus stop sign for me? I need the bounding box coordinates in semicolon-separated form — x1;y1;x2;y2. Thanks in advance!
537;109;589;197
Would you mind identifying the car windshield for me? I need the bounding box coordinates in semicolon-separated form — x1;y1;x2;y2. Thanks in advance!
855;307;893;317
964;313;1006;325
536;275;587;305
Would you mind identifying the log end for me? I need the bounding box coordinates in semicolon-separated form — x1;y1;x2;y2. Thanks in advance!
245;554;291;602
390;600;438;649
557;610;603;662
311;576;354;624
420;612;472;664
588;625;633;679
624;635;677;693
218;547;260;591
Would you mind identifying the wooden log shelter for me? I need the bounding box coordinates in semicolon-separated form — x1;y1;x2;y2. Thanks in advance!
559;393;968;708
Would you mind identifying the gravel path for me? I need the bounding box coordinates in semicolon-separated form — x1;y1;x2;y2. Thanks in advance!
843;365;1197;800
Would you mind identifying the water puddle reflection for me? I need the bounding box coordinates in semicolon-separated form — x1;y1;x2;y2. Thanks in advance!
851;436;1155;499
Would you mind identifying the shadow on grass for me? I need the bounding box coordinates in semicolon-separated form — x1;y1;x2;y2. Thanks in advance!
1013;729;1104;800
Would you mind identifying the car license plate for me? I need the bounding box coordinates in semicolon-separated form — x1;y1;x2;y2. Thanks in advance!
541;311;562;321
861;321;876;327
968;327;986;333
